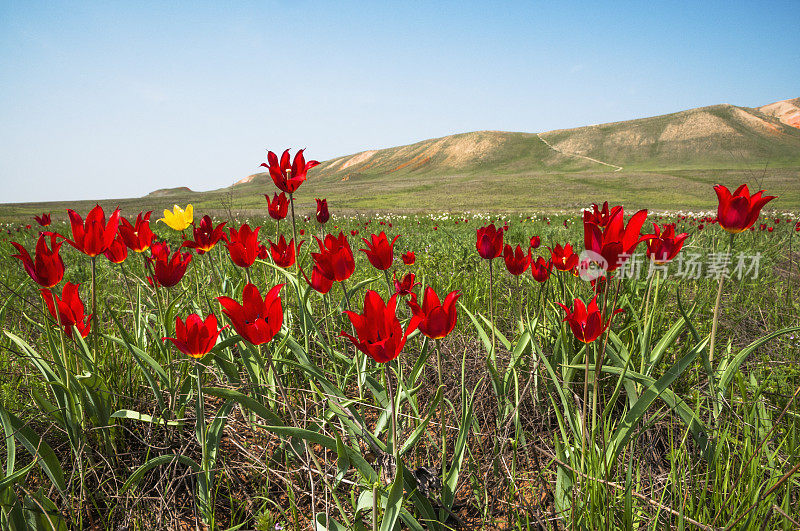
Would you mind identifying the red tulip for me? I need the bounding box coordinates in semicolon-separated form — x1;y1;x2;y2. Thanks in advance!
67;205;121;257
645;223;689;264
301;265;334;294
261;149;320;194
360;232;399;271
556;295;622;343
104;235;128;264
182;215;226;254
34;213;51;227
503;244;531;276
406;286;460;339
402;251;415;265
551;243;579;271
265;192;289;221
476;224;504;260
767;226;774;233
714;184;776;234
152;250;191;287
583;202;617;227
118;211;154;253
530;256;552;283
150;240;171;261
163;313;225;359
269;235;303;268
393;272;420;297
583;207;651;271
224;224;261;268
217;283;284;345
11;233;65;288
341;290;419;363
529;236;541;249
316;199;330;224
312;232;355;282
40;282;92;339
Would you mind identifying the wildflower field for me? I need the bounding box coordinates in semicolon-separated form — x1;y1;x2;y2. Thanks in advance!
1;150;799;530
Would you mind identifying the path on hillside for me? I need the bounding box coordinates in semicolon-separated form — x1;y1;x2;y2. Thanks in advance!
536;133;624;172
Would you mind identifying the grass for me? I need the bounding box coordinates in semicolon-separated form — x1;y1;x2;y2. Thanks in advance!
0;191;799;528
2;167;799;225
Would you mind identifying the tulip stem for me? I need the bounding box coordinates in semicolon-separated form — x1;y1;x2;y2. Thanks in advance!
708;232;734;368
273;220;281;286
372;483;379;531
488;259;496;360
118;262;136;315
90;255;98;366
194;363;211;523
49;287;70;391
515;274;522;332
383;269;392;296
340;280;363;400
580;343;590;473
385;363;400;475
289;193;299;276
288;192;310;345
207;249;222;287
436;339;446;480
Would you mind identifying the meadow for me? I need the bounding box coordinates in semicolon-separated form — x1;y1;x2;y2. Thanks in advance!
0;160;799;529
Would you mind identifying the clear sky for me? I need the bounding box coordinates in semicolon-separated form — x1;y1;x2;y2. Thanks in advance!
1;1;797;203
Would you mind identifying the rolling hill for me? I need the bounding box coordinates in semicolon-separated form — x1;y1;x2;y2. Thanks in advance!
2;98;799;220
275;99;800;181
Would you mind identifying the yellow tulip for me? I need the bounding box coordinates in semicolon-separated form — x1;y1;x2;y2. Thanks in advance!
160;204;193;231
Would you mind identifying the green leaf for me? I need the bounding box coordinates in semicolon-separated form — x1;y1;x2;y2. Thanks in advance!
334;432;351;488
314;513;346;531
261;425;378;483
717;325;800;392
478;313;512;350
122;454;200;493
581;362;714;461
205;401;235;465
202;387;283;426
0;460;36;492
604;338;707;469
111;409;181;427
0;402;16;475
646;303;694;371
400;387;443;456
380;460;405;531
1;405;66;496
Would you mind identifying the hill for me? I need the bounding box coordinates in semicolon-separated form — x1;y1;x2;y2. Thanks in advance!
224;99;800;212
2;99;799;220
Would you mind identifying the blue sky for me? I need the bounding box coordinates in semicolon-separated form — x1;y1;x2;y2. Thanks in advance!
1;1;797;203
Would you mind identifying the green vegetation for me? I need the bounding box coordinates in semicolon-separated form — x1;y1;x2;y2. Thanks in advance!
0;199;798;528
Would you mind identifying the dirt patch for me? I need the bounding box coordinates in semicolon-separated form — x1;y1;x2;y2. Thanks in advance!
733;107;783;135
233;174;259;186
340;150;377;170
759;98;800;129
418;132;507;166
659;111;739;141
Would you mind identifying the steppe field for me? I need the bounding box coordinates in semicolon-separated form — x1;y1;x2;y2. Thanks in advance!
1;101;800;530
